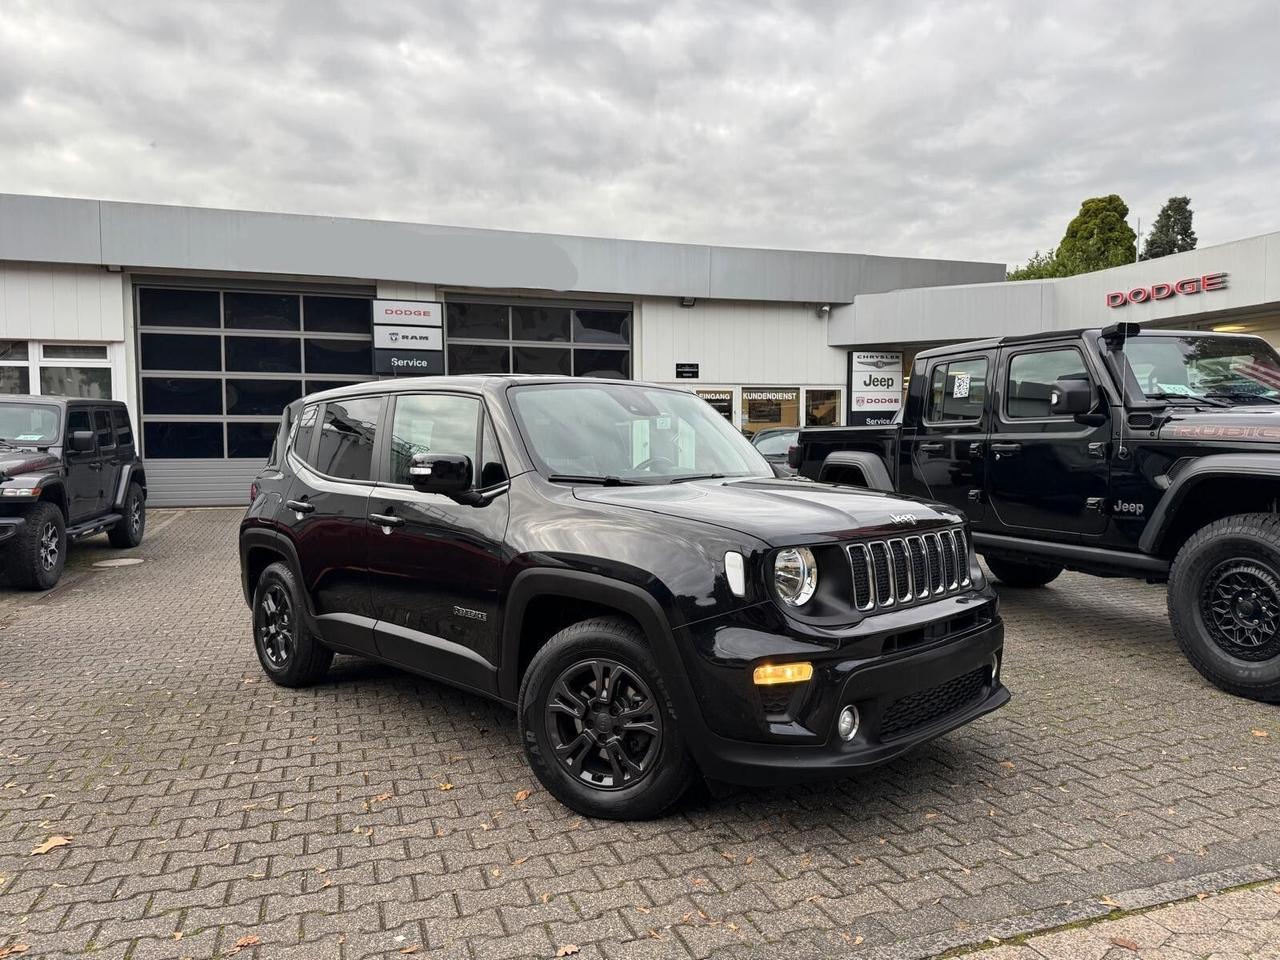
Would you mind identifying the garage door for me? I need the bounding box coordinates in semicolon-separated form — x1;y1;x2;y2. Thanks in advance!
136;284;375;506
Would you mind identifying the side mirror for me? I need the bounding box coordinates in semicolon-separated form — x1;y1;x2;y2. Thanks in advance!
1048;379;1095;417
68;430;95;453
408;453;472;496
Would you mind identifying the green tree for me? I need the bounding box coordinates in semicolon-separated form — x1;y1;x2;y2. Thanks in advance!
1007;194;1138;280
1141;195;1197;260
1055;194;1137;274
1006;248;1060;280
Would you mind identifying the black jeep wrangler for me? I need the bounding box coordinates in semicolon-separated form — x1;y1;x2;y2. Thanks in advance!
240;376;1008;819
792;324;1280;703
0;396;147;589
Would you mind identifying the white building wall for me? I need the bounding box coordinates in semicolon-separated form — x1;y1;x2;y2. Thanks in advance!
0;261;126;341
636;297;845;386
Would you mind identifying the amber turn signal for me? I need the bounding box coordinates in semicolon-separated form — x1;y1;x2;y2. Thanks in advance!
752;662;813;685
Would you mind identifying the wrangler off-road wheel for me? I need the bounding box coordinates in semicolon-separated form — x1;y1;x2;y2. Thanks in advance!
1169;513;1280;702
252;561;333;687
518;617;695;820
6;502;66;590
983;556;1063;588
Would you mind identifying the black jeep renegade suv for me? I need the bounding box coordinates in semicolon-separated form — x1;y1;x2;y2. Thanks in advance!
239;376;1008;819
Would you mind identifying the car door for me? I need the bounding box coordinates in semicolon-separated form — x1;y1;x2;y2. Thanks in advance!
63;406;101;521
277;396;382;656
366;392;511;695
93;408;122;513
985;343;1110;537
910;353;991;522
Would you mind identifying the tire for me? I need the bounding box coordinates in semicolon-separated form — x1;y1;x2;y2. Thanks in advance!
518;616;695;820
251;561;333;687
6;502;66;590
1168;513;1280;702
984;556;1064;588
107;482;146;548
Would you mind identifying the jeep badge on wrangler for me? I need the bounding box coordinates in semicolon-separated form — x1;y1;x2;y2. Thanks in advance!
241;376;1009;820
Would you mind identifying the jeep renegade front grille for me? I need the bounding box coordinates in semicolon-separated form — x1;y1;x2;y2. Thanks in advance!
847;527;970;611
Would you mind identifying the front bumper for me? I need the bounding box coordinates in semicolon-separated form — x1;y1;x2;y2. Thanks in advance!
0;517;25;546
671;592;1008;786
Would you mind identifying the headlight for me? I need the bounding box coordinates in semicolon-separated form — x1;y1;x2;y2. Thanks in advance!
773;546;818;606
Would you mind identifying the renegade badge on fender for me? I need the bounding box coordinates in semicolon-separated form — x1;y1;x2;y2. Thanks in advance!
240;376;1008;819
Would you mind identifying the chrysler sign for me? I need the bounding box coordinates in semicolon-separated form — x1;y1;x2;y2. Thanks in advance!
1106;272;1228;308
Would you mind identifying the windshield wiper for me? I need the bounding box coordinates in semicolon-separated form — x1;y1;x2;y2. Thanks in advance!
1205;390;1280;405
1145;392;1231;408
667;473;727;483
547;474;644;486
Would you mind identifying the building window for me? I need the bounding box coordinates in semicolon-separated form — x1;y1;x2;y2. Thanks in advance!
741;388;800;436
135;285;374;460
804;389;841;426
0;340;117;400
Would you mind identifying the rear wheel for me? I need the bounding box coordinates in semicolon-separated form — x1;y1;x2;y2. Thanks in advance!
252;561;333;687
1169;513;1280;702
6;502;66;590
983;556;1063;588
107;482;145;547
518;616;695;820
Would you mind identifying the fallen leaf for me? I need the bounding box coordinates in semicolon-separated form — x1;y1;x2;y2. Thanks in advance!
438;782;455;791
541;893;552;904
556;946;580;957
512;856;529;866
744;855;754;865
691;877;706;887
398;947;420;955
720;851;734;862
225;935;262;955
1252;729;1269;738
371;793;393;804
635;905;650;914
1110;936;1138;952
173;932;183;942
1099;895;1121;908
0;946;30;958
513;789;532;802
999;761;1015;769
491;868;501;878
30;835;71;856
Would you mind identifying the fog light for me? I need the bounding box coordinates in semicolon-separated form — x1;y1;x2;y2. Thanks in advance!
837;705;859;741
753;662;813;685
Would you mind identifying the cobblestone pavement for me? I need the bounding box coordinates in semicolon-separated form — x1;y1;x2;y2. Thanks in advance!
0;508;1277;960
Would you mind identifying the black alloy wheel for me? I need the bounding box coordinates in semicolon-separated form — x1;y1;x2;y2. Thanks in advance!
545;657;663;790
256;583;295;668
1201;559;1280;661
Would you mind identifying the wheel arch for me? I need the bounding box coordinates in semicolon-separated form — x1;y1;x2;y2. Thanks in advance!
239;527;306;610
1142;455;1280;558
817;451;894;490
37;480;68;521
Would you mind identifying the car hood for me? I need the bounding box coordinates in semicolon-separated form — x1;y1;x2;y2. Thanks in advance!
572;477;962;547
1159;407;1280;442
0;450;59;480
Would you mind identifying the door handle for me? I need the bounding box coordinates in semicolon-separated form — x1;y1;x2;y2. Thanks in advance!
286;499;315;514
369;512;404;528
918;442;944;452
88;462;103;471
1088;442;1107;458
989;442;1022;453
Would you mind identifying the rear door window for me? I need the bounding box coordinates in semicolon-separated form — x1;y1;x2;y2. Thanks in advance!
111;408;134;449
315;397;382;480
94;410;115;450
926;357;988;423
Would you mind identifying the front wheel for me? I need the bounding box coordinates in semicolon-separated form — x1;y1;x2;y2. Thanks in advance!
518;617;695;820
6;502;66;590
1168;513;1280;702
983;556;1064;588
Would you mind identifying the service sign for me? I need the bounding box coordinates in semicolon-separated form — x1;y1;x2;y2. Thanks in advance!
372;300;444;377
848;351;902;426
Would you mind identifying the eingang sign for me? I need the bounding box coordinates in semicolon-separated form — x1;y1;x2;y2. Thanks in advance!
1106;272;1228;308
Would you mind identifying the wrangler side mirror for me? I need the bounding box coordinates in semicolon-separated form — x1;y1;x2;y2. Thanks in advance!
1049;379;1094;416
68;430;95;453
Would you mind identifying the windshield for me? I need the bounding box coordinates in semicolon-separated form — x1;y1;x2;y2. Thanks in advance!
509;382;773;483
0;402;61;446
752;430;798;455
1122;335;1280;405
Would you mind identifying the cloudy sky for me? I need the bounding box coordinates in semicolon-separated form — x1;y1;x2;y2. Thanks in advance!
0;0;1276;267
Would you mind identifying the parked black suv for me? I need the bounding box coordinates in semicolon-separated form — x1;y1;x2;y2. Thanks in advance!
240;376;1008;819
792;324;1280;702
0;396;147;589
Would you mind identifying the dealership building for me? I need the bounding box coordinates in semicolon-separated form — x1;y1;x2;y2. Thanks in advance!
1;192;1277;506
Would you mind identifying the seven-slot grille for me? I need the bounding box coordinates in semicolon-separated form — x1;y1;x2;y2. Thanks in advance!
848;526;970;611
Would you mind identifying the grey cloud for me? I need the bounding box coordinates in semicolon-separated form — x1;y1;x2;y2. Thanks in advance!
0;0;1276;267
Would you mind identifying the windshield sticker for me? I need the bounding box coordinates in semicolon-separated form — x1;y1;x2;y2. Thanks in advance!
1155;383;1196;397
15;434;44;441
952;372;971;399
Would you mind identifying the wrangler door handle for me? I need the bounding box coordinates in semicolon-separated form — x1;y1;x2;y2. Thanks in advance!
286;499;315;514
918;442;944;452
990;442;1022;454
369;512;404;528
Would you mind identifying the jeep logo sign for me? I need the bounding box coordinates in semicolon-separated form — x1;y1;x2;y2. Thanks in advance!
1106;272;1227;308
